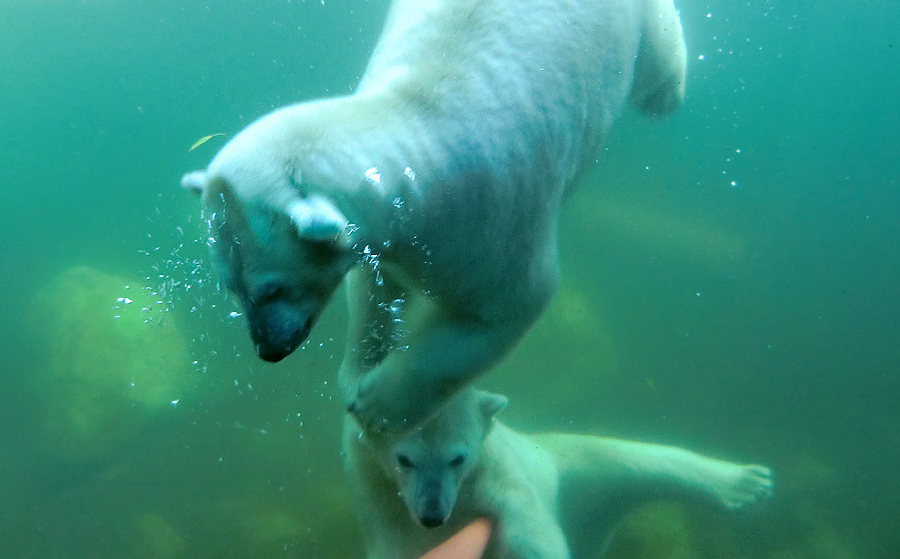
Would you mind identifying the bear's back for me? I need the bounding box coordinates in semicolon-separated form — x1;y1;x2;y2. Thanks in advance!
359;0;646;190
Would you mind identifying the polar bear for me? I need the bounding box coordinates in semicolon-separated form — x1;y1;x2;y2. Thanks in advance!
181;0;687;433
343;389;773;559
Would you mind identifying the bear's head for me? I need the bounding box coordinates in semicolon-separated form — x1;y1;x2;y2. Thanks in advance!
181;167;356;362
367;389;507;528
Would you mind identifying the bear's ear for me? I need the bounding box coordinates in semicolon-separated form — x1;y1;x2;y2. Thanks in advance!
181;170;209;196
287;195;350;244
477;391;508;422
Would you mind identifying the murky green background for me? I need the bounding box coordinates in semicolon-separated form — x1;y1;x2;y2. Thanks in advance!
1;1;897;558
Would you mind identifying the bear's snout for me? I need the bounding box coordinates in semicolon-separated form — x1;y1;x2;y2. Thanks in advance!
416;493;450;528
249;306;313;361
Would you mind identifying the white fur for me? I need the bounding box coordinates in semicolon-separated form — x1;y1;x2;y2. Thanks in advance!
182;0;687;433
344;390;773;559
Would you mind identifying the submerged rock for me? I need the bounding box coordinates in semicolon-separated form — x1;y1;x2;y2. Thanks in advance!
27;266;192;458
607;502;701;559
133;513;186;559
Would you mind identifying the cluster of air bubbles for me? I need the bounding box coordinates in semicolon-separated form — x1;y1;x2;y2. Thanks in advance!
360;244;384;286
722;148;742;188
386;298;404;319
111;287;140;320
111;277;172;327
139;237;216;320
384;297;408;350
377;296;406;326
409;235;433;267
345;222;361;243
137;224;241;375
203;212;221;249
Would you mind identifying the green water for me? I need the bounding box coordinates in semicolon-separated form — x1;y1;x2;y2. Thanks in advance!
1;1;897;558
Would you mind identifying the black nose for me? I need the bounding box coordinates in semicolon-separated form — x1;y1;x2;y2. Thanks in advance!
255;342;292;362
416;490;449;528
419;515;445;528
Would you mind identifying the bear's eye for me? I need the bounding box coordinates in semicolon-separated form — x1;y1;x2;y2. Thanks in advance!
396;454;414;468
448;454;466;468
252;282;284;304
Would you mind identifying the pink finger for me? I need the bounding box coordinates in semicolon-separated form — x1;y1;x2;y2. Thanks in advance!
418;518;492;559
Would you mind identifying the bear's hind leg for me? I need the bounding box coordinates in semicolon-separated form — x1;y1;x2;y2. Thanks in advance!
629;0;687;116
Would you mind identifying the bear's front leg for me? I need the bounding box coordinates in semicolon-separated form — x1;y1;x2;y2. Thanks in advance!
338;267;408;410
347;304;541;434
346;244;559;434
488;494;570;559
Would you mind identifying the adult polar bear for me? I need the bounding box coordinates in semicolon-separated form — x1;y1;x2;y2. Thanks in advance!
182;0;687;433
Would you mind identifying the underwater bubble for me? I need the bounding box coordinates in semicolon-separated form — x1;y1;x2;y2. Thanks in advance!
388;298;404;315
364;167;381;184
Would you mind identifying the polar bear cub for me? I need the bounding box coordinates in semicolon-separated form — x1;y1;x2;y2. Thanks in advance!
181;0;688;434
343;389;773;559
